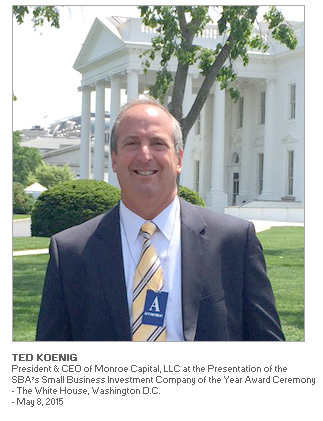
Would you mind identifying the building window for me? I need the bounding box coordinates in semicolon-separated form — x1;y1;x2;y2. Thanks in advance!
195;113;201;136
237;97;244;128
260;92;266;124
289;84;296;119
287;150;294;195
232;152;240;164
193;160;200;193
233;172;240;205
258;153;264;195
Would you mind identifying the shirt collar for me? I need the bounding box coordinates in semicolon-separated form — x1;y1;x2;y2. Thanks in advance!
153;196;180;242
120;196;180;243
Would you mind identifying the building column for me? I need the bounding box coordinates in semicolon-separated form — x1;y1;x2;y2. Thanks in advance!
180;74;194;187
238;86;252;203
207;82;228;213
127;69;139;101
260;78;276;200
110;75;121;127
79;85;92;179
93;80;106;180
108;75;121;187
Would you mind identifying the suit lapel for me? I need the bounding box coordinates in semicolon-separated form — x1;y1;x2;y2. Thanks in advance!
180;199;208;341
90;205;131;340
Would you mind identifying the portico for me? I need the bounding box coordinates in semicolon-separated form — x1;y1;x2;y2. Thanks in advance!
73;15;304;221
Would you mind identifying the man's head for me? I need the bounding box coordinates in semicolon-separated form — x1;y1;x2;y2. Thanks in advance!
110;97;183;155
110;97;183;218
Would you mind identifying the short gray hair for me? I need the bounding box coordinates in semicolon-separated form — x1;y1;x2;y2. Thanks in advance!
110;96;183;155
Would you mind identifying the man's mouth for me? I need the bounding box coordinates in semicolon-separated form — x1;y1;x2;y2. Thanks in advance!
134;170;157;176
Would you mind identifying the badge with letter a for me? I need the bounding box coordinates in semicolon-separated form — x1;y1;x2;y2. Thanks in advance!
142;290;168;327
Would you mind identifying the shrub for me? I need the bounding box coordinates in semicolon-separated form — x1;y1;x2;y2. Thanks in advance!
31;180;121;237
178;185;205;207
13;182;34;214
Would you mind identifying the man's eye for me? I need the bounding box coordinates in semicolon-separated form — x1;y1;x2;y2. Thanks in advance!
124;141;137;147
152;140;167;149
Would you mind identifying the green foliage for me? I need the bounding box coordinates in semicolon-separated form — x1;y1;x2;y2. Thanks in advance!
263;6;298;50
149;68;174;102
272;24;298;50
216;63;236;90
28;162;74;188
31;180;121;237
13;182;34;214
13;6;60;29
13;131;43;186
178;186;205;207
263;6;285;28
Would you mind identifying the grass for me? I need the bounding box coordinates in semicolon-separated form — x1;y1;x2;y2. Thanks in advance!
257;227;304;341
13;237;50;251
12;227;304;341
13;254;49;341
13;214;31;220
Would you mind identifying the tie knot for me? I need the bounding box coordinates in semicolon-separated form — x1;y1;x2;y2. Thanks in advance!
141;221;157;237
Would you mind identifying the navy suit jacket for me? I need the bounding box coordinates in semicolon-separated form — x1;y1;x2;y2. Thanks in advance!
36;199;284;341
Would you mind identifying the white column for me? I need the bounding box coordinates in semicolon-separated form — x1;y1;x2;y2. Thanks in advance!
183;74;193;114
180;74;194;187
207;82;228;213
110;75;121;127
127;70;138;101
93;80;106;181
238;87;252;203
80;86;92;179
260;78;276;200
108;75;121;187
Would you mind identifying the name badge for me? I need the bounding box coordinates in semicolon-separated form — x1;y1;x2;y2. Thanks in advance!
142;290;168;327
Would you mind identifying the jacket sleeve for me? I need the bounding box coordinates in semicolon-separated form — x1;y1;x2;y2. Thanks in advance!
36;236;72;341
242;222;285;341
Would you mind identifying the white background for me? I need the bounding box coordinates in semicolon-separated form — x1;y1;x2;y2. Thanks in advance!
4;1;322;420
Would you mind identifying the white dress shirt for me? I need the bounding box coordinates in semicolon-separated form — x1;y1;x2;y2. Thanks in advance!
119;196;184;341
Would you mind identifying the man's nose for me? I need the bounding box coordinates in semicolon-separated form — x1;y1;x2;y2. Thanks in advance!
138;144;152;160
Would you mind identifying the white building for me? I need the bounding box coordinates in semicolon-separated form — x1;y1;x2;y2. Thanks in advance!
42;144;109;179
73;15;304;222
20;115;110;179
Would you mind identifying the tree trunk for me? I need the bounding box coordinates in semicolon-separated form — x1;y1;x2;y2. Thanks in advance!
181;32;236;147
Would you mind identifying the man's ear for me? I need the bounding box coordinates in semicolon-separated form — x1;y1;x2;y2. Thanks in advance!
111;151;117;173
177;149;183;174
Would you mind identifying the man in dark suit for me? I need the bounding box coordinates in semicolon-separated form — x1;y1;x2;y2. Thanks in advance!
36;97;284;341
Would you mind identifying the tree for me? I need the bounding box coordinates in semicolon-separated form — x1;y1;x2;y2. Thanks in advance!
13;6;60;29
139;6;298;147
13;131;43;186
13;182;34;214
27;162;74;188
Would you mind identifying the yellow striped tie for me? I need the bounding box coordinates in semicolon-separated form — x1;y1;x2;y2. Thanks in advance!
132;221;166;341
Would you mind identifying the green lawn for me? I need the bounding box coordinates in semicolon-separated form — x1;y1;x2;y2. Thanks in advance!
13;237;50;251
12;227;304;341
13;254;49;341
257;227;304;341
13;214;31;220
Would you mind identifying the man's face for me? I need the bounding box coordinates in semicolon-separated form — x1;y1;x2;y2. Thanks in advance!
111;104;183;216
